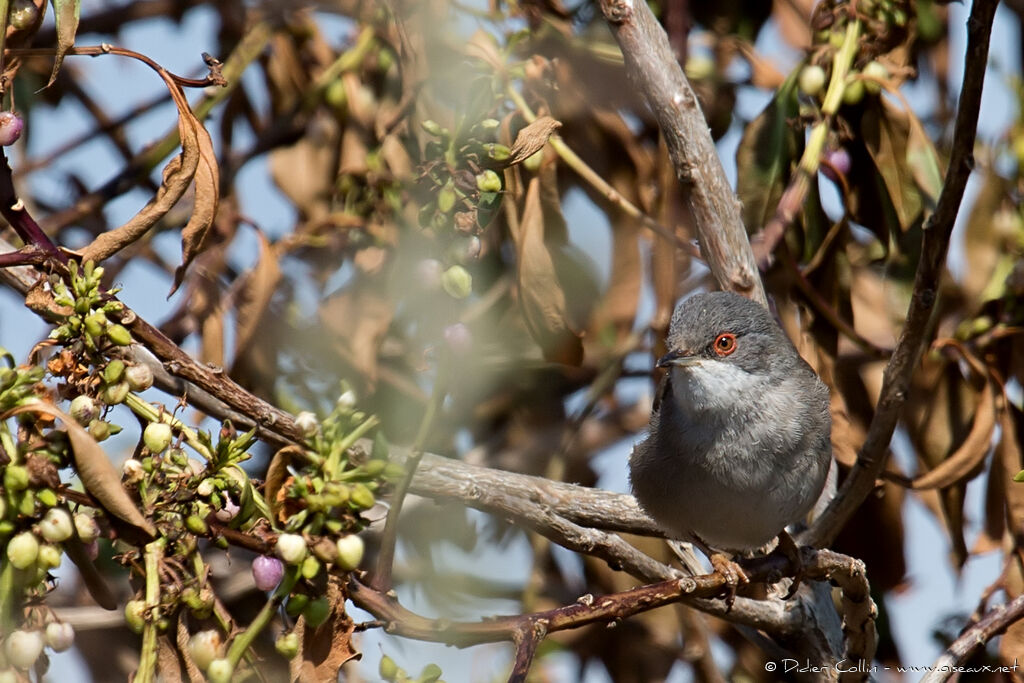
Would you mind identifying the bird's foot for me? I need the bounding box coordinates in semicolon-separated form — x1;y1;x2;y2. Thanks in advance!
710;553;749;609
776;530;805;599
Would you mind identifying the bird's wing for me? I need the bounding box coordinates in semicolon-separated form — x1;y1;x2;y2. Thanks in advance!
652;371;672;417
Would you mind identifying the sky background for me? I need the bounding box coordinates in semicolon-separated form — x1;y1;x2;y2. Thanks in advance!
0;0;1020;679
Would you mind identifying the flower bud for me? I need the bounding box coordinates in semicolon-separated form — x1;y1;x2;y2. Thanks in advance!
206;658;233;683
798;64;826;97
275;533;307;565
70;395;99;424
188;630;222;671
4;630;43;670
125;600;147;634
303;596;330;628
336;389;357;412
294;411;319;438
143;423;173;453
125;364;154;392
335;534;365;570
44;622;75;652
475;170;502;193
90;419;112;442
275;631;300;659
74;513;99;543
3;465;29;491
7;531;39;569
37;543;62;569
39;507;74;543
102;381;130;405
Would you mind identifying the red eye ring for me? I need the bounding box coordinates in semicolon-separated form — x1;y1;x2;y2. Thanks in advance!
713;333;737;356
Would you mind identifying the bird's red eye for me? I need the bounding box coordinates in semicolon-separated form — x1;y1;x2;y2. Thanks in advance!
713;333;736;356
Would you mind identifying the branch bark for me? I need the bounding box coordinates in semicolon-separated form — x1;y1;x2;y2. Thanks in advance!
920;594;1024;682
598;0;766;306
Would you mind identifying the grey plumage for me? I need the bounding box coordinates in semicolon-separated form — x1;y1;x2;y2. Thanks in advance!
630;291;832;552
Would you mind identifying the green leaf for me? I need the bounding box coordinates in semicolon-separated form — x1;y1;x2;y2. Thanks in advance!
736;70;801;232
47;0;80;87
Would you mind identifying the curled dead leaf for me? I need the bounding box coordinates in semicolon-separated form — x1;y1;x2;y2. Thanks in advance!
512;177;583;365
502;116;562;168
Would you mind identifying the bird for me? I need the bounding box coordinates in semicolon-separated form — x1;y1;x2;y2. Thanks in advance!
629;291;832;592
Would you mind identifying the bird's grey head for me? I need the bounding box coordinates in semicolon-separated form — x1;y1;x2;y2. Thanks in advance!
659;291;802;378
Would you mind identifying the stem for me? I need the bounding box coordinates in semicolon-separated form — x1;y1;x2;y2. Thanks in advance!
505;87;694;254
371;365;448;591
135;538;166;683
224;566;301;669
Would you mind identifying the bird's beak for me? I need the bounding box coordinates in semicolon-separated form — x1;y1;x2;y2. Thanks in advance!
657;349;698;368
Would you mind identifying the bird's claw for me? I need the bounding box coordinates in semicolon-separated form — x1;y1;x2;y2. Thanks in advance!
710;553;749;609
777;530;805;599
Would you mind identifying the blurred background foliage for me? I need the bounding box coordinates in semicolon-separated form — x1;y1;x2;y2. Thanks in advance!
2;0;1024;679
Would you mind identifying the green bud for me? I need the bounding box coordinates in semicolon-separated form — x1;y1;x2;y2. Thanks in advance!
103;360;126;384
4;465;29;491
303;596;330;628
350;483;376;510
842;77;865;105
275;533;307;565
475;170;502;193
420;120;445;137
89;419;112;442
84;312;106;339
185;515;209;535
437;183;457;214
441;265;472;299
300;555;321;580
419;663;443;682
125;600;146;634
862;61;888;95
107;324;132;346
275;631;300;659
522;149;543;173
36;488;58;508
485;143;510;161
286;593;310;618
380;655;399;680
798;64;827;97
74;513;99;543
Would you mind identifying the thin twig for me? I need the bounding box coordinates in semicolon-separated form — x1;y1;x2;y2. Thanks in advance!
11;45;226;89
804;0;1000;548
920;594;1024;682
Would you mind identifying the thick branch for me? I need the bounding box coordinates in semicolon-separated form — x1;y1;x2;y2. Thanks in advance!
804;0;1000;548
598;0;765;305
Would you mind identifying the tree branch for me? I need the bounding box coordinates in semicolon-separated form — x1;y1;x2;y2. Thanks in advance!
598;0;766;305
920;594;1024;682
804;0;1000;548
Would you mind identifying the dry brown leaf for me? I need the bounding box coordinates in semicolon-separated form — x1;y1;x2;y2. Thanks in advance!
81;78;200;264
195;274;225;368
233;233;282;359
319;285;394;387
4;403;155;537
270;113;339;220
504;116;562;168
290;574;359;682
512;176;583;365
172;98;221;294
998;401;1024;543
265;445;304;524
911;348;995;490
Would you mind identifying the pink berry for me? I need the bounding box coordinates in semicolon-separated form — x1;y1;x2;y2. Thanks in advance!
0;112;24;146
443;323;472;354
252;555;284;591
822;148;851;182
